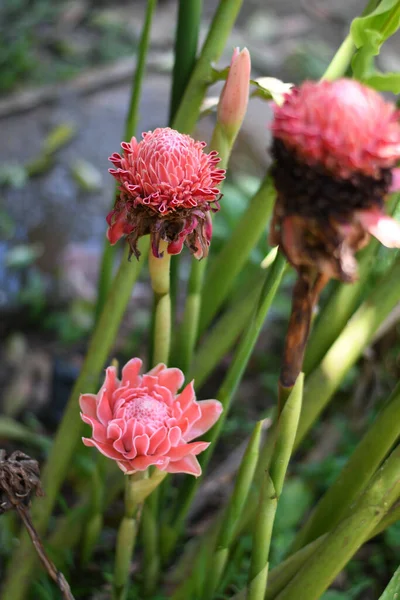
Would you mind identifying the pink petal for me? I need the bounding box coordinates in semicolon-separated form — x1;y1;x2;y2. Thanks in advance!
168;426;182;447
107;207;128;245
134;434;150;455
157;368;185;394
166;455;202;476
155;435;171;456
358;209;400;248
179;403;201;426
167;238;185;255
175;381;195;411
184;400;223;442
167;441;210;460
96;387;113;426
81;414;107;443
121;358;143;387
147;364;167;377
390;168;400;193
148;428;168;453
82;437;122;460
116;460;133;474
104;366;119;397
79;394;97;418
129;454;169;471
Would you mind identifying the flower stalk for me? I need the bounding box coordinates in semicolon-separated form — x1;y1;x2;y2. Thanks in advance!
175;47;251;373
2;240;148;600
96;0;157;319
113;472;145;600
149;240;172;365
165;253;286;560
172;0;244;134
247;374;303;600
204;421;264;599
199;175;276;334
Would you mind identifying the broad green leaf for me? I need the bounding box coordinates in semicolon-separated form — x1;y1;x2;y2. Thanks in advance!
351;0;400;50
351;0;400;89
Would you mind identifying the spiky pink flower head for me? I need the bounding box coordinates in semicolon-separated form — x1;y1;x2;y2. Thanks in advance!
270;79;400;282
107;127;226;259
80;358;223;476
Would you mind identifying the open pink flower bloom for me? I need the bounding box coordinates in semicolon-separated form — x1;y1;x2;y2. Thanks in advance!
107;127;226;259
270;78;400;281
80;359;223;477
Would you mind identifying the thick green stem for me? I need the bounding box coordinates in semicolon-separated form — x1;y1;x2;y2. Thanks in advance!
175;125;232;373
190;276;263;388
199;176;275;334
320;0;380;81
165;254;286;560
275;445;400;600
379;564;400;599
113;473;145;600
204;421;264;599
2;240;148;600
141;494;160;597
247;376;303;600
95;0;157;320
290;380;400;554
172;0;244;134
176;258;206;373
169;0;202;123
148;241;171;366
169;1;202;317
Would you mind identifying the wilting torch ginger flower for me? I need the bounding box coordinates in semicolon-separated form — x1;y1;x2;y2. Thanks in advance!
80;359;223;476
107;128;226;260
269;79;400;388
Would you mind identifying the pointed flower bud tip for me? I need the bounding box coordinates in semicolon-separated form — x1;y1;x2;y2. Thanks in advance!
217;47;251;138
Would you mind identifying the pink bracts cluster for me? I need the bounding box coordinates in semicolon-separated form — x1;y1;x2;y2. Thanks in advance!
80;359;223;476
107;128;226;259
272;79;400;180
270;78;400;282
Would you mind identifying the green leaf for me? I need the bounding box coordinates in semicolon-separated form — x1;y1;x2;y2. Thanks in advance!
351;0;400;49
350;0;400;89
251;77;293;106
379;564;400;599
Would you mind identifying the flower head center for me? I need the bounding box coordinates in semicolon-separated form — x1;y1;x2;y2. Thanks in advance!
125;396;170;428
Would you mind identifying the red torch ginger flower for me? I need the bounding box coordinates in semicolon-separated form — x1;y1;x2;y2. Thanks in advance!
270;78;400;282
107;127;226;259
80;358;223;476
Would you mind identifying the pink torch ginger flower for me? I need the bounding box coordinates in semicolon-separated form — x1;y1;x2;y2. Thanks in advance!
270;78;400;282
217;47;251;140
107;127;226;259
80;359;223;476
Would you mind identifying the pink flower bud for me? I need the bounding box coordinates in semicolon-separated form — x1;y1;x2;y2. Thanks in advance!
217;47;251;139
